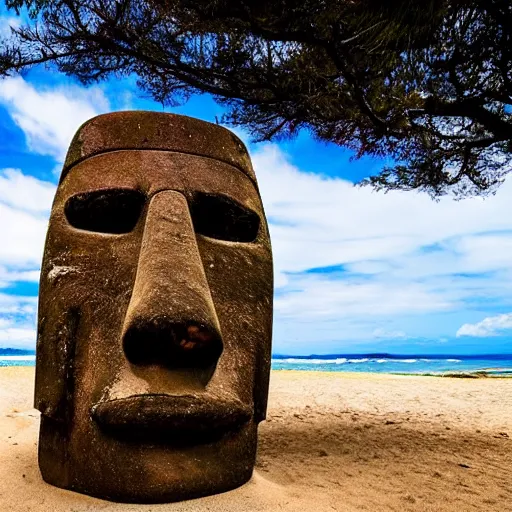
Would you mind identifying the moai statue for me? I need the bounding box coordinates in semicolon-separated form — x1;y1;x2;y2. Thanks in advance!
34;111;273;503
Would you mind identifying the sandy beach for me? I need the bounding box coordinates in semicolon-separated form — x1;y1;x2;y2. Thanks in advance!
1;367;511;511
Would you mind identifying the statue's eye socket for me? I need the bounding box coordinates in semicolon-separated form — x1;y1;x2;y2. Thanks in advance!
190;192;260;242
64;189;145;234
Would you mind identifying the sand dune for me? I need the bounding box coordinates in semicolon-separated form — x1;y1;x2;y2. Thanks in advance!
1;367;511;511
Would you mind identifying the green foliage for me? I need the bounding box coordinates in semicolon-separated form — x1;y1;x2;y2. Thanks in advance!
1;0;511;198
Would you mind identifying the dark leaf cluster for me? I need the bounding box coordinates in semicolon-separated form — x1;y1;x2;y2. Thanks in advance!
1;0;511;198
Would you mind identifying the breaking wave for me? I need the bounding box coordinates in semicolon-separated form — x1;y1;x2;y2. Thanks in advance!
271;357;457;365
271;355;512;376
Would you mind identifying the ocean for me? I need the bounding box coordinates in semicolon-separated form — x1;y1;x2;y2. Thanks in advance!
0;355;36;367
1;352;512;375
271;354;512;376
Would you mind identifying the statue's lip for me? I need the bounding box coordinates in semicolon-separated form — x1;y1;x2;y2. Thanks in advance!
90;394;252;435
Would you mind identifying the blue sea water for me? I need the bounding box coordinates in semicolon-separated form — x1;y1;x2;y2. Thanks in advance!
2;352;512;376
271;354;512;376
0;355;36;367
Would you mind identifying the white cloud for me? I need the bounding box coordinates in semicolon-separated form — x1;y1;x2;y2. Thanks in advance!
372;328;408;340
254;144;512;280
0;201;49;267
0;292;37;314
0;76;110;161
0;15;21;39
0;307;36;348
0;74;113;350
274;275;454;320
0;169;54;268
0;75;112;349
0;169;51;349
456;313;512;338
251;143;512;348
0;326;36;348
0;293;38;348
0;267;40;284
0;168;55;212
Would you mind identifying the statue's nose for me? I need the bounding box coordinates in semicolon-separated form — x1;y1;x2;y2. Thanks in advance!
122;191;222;381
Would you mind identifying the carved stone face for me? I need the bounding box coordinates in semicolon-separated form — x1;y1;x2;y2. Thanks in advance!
35;112;273;503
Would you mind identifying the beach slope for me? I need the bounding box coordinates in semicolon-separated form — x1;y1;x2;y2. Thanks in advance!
1;367;511;511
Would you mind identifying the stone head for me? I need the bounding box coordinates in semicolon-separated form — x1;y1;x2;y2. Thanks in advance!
34;111;273;503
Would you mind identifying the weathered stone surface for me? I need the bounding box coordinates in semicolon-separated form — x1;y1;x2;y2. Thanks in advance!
35;111;273;503
62;111;256;184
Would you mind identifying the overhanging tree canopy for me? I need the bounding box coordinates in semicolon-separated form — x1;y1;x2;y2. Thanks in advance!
1;0;511;198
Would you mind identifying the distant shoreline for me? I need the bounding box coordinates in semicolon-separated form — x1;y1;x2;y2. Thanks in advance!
271;354;512;377
271;369;512;378
0;349;35;356
3;350;512;376
272;352;512;360
0;348;512;379
1;364;511;378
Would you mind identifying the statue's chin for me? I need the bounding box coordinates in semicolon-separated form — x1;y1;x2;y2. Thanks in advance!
38;414;258;504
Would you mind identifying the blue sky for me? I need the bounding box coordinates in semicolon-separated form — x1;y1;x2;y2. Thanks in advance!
1;21;512;356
